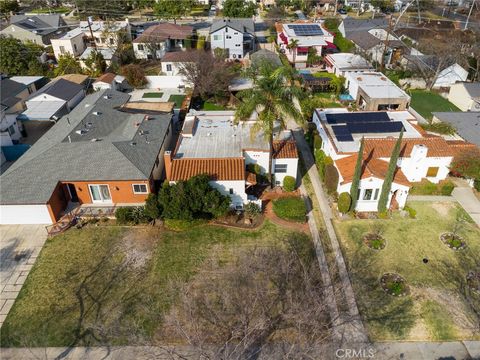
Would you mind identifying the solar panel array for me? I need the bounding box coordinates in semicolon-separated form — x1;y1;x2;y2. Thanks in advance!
288;24;324;36
347;121;404;134
326;112;390;124
332;125;354;142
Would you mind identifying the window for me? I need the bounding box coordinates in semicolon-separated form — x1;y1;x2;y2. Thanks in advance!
7;125;15;136
137;44;144;51
109;38;114;45
426;167;439;177
226;35;232;39
132;184;148;194
274;164;288;173
59;45;65;54
213;35;221;41
238;54;241;58
73;43;77;52
229;188;234;194
363;189;373;201
166;64;172;72
234;32;238;35
374;188;379;200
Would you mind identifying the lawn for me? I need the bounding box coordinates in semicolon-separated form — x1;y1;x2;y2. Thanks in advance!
167;94;186;108
410;90;461;120
334;201;480;341
313;93;343;108
202;101;226;110
142;92;164;98
273;196;307;223
0;221;312;347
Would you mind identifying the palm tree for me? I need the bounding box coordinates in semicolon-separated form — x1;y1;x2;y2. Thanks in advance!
235;61;305;188
287;38;300;65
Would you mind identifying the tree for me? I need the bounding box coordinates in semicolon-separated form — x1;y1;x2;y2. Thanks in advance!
75;0;130;19
235;62;305;187
178;50;238;100
0;36;29;75
154;0;194;24
54;53;83;76
338;192;352;213
350;137;364;211
83;50;106;77
324;163;339;195
377;131;403;213
121;64;147;88
0;1;19;19
287;38;299;64
450;148;480;180
223;0;257;17
144;193;161;220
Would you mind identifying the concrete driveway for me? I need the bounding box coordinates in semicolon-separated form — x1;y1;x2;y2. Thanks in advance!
0;224;48;327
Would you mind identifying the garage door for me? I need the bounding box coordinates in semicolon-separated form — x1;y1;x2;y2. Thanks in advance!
0;205;53;225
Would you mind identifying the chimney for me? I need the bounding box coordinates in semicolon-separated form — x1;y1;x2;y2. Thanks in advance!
164;151;172;181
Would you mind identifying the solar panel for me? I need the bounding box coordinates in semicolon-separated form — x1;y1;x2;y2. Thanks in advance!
289;24;324;36
347;121;404;134
326;112;390;124
332;125;353;142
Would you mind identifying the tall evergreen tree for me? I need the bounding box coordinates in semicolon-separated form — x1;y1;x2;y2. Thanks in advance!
349;137;364;211
377;130;404;213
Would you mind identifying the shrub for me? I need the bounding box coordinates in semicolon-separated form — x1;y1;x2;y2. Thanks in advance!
410;180;455;196
314;149;326;179
121;64;147;88
440;181;455;196
115;207;133;224
244;202;261;218
115;206;148;224
324;164;339;194
337;192;352;213
474;179;480;192
403;205;417;219
314;135;322;149
283;176;296;192
324;156;333;166
273;197;306;223
144;193;161;220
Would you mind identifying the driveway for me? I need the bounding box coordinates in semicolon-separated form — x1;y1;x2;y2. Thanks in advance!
0;224;48;327
451;179;480;227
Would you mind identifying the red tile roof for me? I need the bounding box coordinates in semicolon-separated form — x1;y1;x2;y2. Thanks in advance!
272;140;298;159
161;51;195;62
133;23;194;43
170;157;245;181
335;154;411;186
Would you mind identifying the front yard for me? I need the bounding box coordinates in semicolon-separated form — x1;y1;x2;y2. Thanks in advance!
0;221;323;348
334;201;480;341
410;90;460;120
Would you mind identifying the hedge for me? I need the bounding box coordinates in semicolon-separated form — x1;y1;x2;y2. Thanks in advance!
324;164;339;194
314;135;322;149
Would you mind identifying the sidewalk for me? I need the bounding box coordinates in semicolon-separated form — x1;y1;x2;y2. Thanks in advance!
452;186;480;227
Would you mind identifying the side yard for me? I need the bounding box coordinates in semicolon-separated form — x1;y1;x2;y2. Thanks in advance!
410;90;460;120
334;201;480;341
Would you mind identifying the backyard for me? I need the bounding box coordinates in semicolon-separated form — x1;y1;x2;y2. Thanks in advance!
167;95;186;108
0;221;325;348
410;90;460;120
334;201;480;341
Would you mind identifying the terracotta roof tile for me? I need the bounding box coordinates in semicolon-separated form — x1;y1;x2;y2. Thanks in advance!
364;137;456;158
170;157;245;181
161;51;195;62
272;140;298;159
335;154;410;186
133;23;193;43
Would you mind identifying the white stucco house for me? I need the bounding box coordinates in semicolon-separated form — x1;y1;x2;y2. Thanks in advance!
92;73;127;91
79;19;131;49
51;27;87;61
164;110;299;209
160;51;195;76
210;18;255;60
312;108;475;212
325;53;373;77
447;82;480;112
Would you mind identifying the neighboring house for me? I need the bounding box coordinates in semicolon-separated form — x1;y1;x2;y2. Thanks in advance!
51;27;87;60
160;51;195;76
325;53;373;77
339;17;388;38
0;89;174;225
432;112;480;147
79;19;131;49
52;74;89;87
0;14;67;46
93;73;127;91
0;78;30;114
276;21;335;68
9;76;48;94
312;108;475;211
19;79;85;121
165;110;299;209
344;72;411;111
0;107;22;147
447;82;480;112
210;18;255;60
79;47;118;69
133;23;194;60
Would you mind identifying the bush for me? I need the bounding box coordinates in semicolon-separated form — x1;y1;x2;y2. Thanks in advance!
314;149;326;179
403;205;417;219
115;207;132;224
474;179;480;192
121;64;147;88
337;192;352;213
314;135;322;149
273;197;306;223
244;202;261;218
324;164;339;194
144;193;161;220
410;180;455;196
115;206;148;224
283;176;296;192
440;181;455;196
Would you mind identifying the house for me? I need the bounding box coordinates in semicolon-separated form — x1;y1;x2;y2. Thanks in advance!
52;74;89;87
93;73;127;91
164;110;299;209
132;23;194;60
210;18;255;60
325;53;373;77
432;112;480;147
9;76;49;94
447;82;480;112
339;17;388;38
0;89;174;225
160;51;195;76
19;79;85;121
312;108;475;211
0;78;30;114
79;19;131;49
79;47;118;69
0;14;67;46
344;72;411;111
51;27;87;60
276;21;335;68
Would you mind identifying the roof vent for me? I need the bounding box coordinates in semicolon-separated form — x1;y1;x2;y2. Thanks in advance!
130;142;136;146
28;18;35;23
92;111;101;115
103;95;111;99
90;138;101;142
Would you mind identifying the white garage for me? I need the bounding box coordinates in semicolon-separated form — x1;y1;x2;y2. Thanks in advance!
0;205;53;225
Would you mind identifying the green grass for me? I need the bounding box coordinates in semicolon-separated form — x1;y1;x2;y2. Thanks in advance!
312;72;338;80
0;222;303;347
421;301;457;340
273;197;307;223
142;92;164;98
168;94;186;108
312;93;343;108
202;101;226;110
410;90;461;120
334;201;480;340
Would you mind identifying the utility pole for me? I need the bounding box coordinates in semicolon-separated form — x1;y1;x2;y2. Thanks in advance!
465;0;476;30
381;15;394;72
87;16;97;48
416;0;421;24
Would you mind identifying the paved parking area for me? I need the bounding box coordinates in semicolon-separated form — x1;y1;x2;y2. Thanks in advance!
0;224;48;327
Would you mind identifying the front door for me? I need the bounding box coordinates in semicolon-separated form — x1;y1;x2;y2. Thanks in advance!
88;184;112;203
66;183;79;202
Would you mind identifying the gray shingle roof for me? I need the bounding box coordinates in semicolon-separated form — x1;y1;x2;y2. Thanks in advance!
210;18;255;35
0;89;172;205
29;79;84;101
342;17;388;37
462;83;480;98
10;14;64;35
1;78;27;101
432;112;480;147
347;31;382;50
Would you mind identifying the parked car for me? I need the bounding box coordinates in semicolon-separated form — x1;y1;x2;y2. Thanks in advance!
338;8;347;14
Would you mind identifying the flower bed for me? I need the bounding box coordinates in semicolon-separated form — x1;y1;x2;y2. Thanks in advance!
380;273;409;296
440;232;466;250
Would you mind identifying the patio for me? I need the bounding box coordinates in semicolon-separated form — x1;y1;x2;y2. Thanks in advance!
129;88;186;107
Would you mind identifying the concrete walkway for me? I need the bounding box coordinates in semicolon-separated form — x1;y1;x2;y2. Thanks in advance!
452;185;480;227
0;224;48;327
293;129;368;344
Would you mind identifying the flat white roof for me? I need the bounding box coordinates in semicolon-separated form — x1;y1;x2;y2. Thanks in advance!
326;53;373;71
282;23;329;47
21;100;66;121
80;47;115;60
57;27;84;40
9;76;44;86
347;72;410;100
